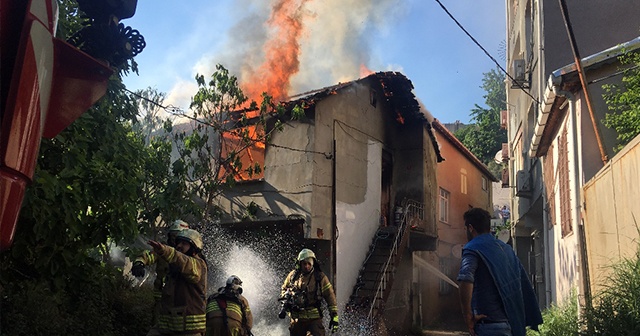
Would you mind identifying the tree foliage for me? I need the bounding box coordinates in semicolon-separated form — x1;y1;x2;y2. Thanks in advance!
132;88;196;240
455;68;507;178
171;64;301;222
0;0;157;290
603;51;640;152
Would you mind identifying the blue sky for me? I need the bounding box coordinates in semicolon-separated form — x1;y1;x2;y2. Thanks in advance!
122;0;505;124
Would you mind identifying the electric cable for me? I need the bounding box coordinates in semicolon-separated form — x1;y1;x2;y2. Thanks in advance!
433;0;541;106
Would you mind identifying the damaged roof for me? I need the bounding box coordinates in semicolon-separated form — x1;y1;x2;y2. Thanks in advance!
284;71;443;161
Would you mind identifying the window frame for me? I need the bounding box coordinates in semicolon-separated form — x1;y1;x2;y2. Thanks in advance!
439;187;450;223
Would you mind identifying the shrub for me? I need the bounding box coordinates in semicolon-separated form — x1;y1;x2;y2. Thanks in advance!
587;249;640;335
0;265;154;336
526;290;578;336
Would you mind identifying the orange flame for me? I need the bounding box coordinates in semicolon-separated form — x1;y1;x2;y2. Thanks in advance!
241;0;311;103
360;63;374;77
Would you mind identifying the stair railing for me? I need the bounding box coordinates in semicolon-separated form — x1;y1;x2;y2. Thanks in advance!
366;199;422;321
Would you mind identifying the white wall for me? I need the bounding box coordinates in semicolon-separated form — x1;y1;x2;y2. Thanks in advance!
335;140;382;313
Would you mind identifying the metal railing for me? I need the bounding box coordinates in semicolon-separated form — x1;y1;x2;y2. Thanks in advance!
366;199;423;321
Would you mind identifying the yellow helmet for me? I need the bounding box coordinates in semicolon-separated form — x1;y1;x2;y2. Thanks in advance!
176;229;203;251
169;219;189;233
297;248;316;261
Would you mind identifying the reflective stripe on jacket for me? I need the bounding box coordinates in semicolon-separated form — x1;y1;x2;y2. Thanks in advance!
135;249;169;299
206;292;253;336
157;244;208;334
281;269;338;319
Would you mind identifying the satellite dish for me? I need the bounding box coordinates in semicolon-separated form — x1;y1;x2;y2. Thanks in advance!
494;150;503;164
497;230;511;243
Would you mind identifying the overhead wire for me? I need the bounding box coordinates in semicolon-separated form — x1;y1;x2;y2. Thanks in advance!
124;87;186;115
125;87;337;158
432;0;541;106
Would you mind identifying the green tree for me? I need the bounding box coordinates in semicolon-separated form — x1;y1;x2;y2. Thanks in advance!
0;2;185;333
603;51;640;152
132;88;196;240
455;68;507;178
133;87;168;145
171;64;303;222
0;0;149;289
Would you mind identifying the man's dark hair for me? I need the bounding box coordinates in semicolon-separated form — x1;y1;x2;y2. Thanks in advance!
463;208;492;233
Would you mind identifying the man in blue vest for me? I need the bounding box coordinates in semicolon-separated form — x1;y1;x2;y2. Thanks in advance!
457;208;542;336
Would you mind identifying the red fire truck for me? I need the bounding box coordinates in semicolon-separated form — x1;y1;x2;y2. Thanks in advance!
0;0;144;251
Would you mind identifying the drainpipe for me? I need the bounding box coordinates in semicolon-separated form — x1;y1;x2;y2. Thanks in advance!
558;0;608;164
552;87;592;314
542;186;553;308
331;120;338;289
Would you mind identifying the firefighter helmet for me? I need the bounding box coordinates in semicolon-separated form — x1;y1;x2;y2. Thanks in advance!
176;228;203;251
169;219;189;233
297;248;316;262
226;275;243;293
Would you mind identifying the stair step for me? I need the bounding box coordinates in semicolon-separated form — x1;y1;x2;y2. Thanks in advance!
360;271;382;281
367;254;390;264
352;287;378;298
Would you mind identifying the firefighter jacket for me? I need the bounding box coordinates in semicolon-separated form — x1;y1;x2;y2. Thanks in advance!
156;244;208;334
205;290;253;336
281;269;338;320
135;250;169;300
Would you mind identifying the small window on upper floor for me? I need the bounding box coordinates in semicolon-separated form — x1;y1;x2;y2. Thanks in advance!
439;188;450;223
460;168;468;195
370;89;377;107
482;176;488;191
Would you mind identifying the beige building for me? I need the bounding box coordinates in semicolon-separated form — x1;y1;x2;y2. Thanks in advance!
506;0;640;309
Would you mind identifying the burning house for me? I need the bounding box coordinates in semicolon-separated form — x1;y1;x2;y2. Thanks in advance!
213;71;443;333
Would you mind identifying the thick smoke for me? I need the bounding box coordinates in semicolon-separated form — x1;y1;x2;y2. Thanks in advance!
197;0;405;104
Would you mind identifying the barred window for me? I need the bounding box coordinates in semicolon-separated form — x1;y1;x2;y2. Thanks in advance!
543;144;556;228
558;127;572;237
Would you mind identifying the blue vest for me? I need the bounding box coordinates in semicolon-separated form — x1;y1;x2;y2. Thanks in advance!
464;233;543;336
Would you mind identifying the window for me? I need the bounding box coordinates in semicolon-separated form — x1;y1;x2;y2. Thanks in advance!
439;188;450;223
482;176;488;191
460;168;468;194
543;144;556;228
559;127;572;237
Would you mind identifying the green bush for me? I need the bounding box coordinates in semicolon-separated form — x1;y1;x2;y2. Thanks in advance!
0;265;154;336
527;290;579;336
588;250;640;335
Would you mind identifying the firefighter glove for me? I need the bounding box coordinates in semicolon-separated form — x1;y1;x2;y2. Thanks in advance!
131;261;145;277
329;314;339;333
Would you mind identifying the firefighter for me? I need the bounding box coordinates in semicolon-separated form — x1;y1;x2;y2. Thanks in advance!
281;248;339;336
132;220;190;328
148;228;208;336
206;275;253;336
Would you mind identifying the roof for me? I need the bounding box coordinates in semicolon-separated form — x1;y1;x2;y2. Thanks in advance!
284;71;444;162
432;119;499;182
531;36;640;157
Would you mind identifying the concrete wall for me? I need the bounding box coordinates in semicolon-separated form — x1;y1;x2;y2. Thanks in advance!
216;121;316;229
335;140;383;312
583;133;640;295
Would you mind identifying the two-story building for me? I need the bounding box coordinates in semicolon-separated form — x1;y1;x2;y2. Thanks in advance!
413;119;497;330
214;71;442;333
